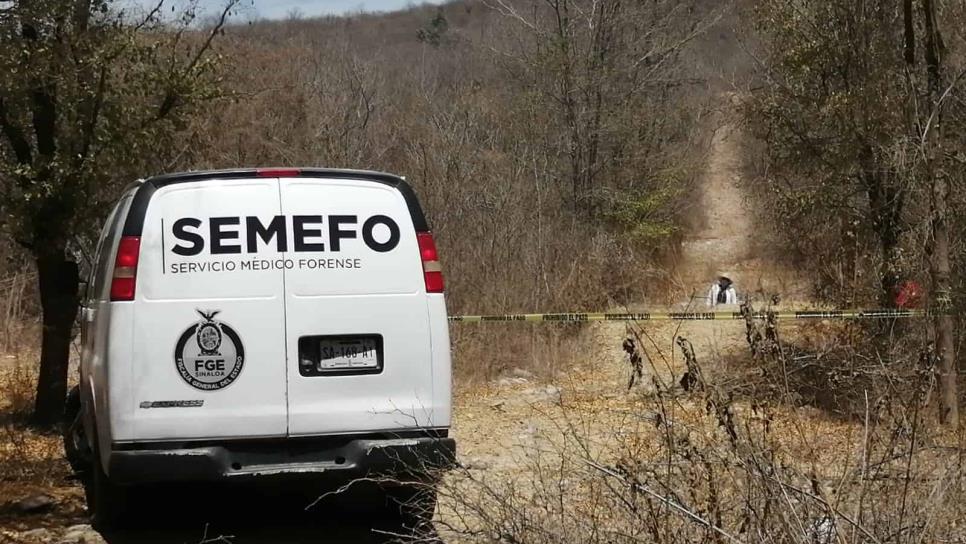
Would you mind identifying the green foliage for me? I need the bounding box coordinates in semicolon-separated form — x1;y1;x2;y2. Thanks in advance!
417;8;448;47
603;183;683;245
0;0;237;257
745;0;966;303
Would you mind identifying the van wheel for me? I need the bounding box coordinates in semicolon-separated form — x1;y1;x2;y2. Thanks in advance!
62;387;91;476
385;484;438;529
85;446;129;530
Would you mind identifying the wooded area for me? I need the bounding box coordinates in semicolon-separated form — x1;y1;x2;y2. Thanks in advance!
0;0;965;539
746;0;965;423
0;0;963;427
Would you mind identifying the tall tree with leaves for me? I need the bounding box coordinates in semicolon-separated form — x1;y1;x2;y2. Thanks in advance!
746;2;918;306
0;0;239;427
748;0;965;422
909;0;961;425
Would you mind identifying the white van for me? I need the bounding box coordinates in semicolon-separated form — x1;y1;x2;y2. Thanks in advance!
64;168;454;527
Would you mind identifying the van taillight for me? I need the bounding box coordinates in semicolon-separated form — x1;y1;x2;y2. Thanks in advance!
110;236;141;301
416;232;444;293
256;168;301;177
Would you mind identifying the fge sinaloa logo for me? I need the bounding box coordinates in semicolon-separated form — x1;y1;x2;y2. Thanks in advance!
175;310;245;391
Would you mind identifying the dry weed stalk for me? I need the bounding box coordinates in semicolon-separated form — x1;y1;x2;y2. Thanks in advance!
0;272;36;354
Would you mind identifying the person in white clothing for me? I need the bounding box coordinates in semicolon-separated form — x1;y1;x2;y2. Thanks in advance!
707;274;737;307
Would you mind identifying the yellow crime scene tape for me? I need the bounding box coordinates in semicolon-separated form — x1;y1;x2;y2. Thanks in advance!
448;309;928;323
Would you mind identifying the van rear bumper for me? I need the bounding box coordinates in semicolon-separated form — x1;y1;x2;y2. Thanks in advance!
108;435;456;486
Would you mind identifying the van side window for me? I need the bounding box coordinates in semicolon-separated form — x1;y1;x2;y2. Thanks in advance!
89;195;131;303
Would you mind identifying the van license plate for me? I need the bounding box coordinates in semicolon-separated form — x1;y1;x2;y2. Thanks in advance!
318;338;379;370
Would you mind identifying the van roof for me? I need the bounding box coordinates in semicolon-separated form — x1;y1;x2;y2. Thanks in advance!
122;168;429;237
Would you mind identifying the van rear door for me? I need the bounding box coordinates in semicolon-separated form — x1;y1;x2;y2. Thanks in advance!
277;176;437;436
129;178;288;441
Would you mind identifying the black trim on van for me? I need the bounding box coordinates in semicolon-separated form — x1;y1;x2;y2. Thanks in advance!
121;168;430;237
108;432;456;485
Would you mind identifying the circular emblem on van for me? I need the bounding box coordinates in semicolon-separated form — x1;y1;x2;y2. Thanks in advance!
175;310;245;391
196;322;222;354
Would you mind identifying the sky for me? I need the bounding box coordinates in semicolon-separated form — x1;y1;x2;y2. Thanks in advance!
133;0;447;20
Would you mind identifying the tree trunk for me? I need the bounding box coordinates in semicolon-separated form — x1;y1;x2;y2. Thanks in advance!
30;256;80;428
933;266;957;425
865;173;903;307
921;0;957;425
930;168;956;425
879;225;901;308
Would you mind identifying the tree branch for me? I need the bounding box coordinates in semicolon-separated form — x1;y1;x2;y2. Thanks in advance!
132;0;165;32
903;0;915;66
0;96;34;165
73;0;92;34
184;0;238;74
21;21;57;159
77;63;108;164
155;0;238;122
919;67;966;151
29;86;57;158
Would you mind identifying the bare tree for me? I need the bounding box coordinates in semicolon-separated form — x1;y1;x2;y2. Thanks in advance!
484;0;709;215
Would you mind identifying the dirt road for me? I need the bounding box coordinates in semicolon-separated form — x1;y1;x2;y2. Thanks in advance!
682;121;753;284
447;115;782;509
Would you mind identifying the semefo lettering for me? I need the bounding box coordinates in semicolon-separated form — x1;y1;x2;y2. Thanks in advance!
171;215;400;256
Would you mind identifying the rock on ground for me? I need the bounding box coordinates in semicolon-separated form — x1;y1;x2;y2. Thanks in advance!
58;524;105;544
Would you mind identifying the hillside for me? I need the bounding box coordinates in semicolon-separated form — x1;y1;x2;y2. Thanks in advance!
2;0;965;543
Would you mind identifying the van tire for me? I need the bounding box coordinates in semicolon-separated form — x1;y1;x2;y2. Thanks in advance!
86;446;129;530
62;387;90;476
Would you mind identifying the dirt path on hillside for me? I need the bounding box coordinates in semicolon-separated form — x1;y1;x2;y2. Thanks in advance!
682;122;752;284
680;109;806;302
444;109;794;522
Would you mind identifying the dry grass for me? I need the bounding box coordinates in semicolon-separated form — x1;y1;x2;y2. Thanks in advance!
452;325;589;384
0;268;45;423
0;359;36;419
0;274;34;355
429;307;966;544
0;295;962;542
0;355;85;533
0;269;84;533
